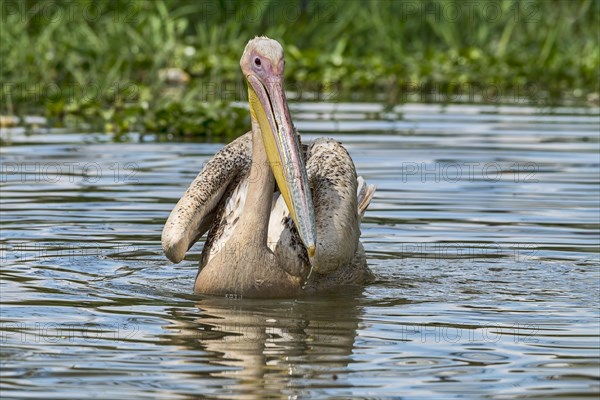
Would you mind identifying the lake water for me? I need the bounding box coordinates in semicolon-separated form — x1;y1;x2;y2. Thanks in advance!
1;103;599;398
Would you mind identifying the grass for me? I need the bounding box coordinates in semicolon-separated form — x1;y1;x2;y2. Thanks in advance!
1;0;598;136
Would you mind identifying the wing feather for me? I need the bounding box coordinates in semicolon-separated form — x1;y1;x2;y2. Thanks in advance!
306;138;360;273
162;132;251;263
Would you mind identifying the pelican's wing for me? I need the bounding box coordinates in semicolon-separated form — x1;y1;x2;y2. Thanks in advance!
268;138;375;275
307;138;375;273
162;132;252;263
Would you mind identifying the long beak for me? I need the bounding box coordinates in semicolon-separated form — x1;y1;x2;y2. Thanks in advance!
246;75;316;257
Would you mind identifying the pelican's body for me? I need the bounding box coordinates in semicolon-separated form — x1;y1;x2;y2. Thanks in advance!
162;37;375;297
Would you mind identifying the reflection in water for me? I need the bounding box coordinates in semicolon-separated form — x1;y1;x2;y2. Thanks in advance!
1;104;599;398
163;292;364;397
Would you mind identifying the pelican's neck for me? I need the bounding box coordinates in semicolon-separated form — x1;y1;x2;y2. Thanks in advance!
236;117;274;246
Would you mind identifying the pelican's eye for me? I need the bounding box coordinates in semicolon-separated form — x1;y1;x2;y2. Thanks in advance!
254;57;261;66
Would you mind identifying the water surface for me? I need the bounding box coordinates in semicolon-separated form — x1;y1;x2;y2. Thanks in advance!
1;103;599;398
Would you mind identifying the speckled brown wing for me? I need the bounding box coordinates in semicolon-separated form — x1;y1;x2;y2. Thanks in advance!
306;138;362;273
162;132;252;263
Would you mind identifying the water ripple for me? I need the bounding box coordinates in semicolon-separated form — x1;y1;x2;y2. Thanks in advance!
1;104;598;398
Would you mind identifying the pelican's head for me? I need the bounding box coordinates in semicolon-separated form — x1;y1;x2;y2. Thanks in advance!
241;37;316;258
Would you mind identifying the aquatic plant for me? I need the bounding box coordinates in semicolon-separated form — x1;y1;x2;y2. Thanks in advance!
1;0;598;134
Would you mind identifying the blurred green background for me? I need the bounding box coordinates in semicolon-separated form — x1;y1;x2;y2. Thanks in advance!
1;0;598;136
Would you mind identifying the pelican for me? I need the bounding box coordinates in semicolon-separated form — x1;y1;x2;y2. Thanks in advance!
162;37;376;298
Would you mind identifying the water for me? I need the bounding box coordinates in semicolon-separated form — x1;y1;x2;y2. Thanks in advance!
1;103;599;399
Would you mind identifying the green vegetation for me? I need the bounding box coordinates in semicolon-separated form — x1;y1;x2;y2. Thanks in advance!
1;0;598;135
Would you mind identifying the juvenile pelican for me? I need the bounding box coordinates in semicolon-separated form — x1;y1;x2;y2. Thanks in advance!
162;37;375;298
